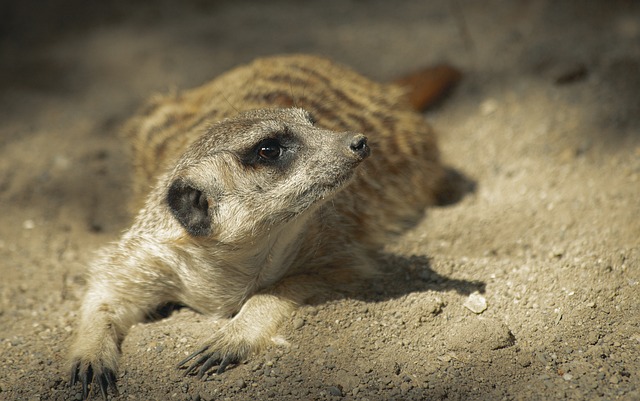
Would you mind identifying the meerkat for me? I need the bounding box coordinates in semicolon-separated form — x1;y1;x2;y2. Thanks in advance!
68;54;460;400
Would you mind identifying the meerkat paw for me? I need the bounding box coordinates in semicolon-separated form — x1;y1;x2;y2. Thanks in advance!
69;357;119;401
177;280;314;378
68;325;122;400
176;323;254;379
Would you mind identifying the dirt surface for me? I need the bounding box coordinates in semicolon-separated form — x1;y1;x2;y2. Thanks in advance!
1;1;639;400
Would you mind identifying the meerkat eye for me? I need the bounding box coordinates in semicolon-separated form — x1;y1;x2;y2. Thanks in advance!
257;138;283;161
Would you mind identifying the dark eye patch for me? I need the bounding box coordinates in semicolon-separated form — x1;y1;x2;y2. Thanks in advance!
240;129;297;167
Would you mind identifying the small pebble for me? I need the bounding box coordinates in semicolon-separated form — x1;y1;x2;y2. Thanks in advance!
400;381;413;393
327;385;343;397
480;99;498;115
555;312;563;325
554;62;588;85
293;318;305;330
518;355;532;367
536;352;548;365
463;292;488;314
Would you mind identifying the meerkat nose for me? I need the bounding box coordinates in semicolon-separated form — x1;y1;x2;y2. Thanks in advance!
348;134;370;160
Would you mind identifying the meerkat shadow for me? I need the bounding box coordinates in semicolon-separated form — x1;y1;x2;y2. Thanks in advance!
379;254;485;298
146;302;187;321
337;251;486;307
434;165;477;207
378;166;482;300
332;166;482;304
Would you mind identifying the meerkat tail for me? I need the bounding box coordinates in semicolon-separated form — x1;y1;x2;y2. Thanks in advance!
393;64;462;112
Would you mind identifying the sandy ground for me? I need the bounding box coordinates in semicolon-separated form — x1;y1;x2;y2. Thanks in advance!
1;1;639;400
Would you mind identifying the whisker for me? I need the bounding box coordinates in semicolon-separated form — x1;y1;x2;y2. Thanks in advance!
221;91;240;114
289;76;298;108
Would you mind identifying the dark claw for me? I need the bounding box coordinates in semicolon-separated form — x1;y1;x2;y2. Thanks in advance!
70;362;118;401
96;368;118;401
98;374;108;401
197;353;221;379
183;352;216;377
176;345;209;368
82;365;93;400
216;356;232;374
178;346;239;379
106;369;119;397
70;361;80;386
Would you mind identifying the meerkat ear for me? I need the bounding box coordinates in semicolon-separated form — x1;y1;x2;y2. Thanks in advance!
167;179;212;236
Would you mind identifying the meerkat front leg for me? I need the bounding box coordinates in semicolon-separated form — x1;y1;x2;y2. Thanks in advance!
177;274;324;378
69;287;139;399
69;249;174;400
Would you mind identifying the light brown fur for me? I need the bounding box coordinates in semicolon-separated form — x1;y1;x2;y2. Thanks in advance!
68;54;448;400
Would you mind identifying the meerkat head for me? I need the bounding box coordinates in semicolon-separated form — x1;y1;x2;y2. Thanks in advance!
165;108;369;242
